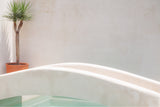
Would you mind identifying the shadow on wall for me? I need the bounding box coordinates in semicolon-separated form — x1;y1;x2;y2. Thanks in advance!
0;21;14;74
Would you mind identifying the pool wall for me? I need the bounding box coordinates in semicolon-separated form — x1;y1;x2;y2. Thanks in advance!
0;63;159;107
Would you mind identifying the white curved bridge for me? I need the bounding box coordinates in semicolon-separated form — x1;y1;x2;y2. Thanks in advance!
0;63;160;107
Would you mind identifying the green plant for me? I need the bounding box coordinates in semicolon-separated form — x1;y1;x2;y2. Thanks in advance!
4;0;31;64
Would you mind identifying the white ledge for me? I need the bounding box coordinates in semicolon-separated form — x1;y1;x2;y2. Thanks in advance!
0;63;160;107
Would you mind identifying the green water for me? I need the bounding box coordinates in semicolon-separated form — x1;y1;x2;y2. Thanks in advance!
0;96;106;107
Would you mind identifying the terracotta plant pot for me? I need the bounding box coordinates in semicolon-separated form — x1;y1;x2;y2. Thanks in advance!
6;63;29;73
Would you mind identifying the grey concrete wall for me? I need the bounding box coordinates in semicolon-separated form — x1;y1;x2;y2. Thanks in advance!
11;0;160;81
0;0;13;74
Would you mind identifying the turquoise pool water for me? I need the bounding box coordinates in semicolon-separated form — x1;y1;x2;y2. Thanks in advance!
0;96;106;107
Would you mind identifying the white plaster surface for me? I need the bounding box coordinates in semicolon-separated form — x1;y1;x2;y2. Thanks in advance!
17;0;160;81
52;62;160;93
0;63;160;107
0;0;13;74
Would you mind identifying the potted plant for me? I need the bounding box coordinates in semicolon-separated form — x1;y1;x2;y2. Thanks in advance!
4;1;32;73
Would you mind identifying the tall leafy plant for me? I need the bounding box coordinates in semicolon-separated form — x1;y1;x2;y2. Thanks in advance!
4;1;31;64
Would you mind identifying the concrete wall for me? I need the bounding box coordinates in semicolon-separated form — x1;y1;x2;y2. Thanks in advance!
19;0;160;81
0;0;13;74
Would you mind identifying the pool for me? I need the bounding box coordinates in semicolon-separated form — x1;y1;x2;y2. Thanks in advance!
0;63;159;107
0;96;106;107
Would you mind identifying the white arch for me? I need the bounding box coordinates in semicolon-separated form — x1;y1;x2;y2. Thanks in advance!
0;63;160;107
52;62;160;93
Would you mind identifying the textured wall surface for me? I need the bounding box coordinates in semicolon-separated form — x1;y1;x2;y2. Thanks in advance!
0;0;13;74
6;0;160;81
